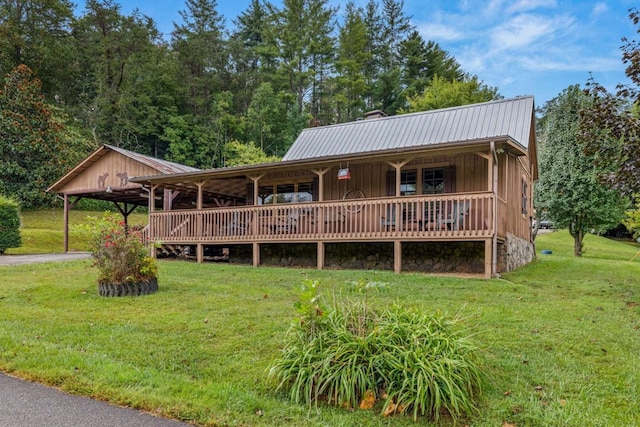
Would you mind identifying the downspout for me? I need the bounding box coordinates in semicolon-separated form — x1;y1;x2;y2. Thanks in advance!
491;141;498;278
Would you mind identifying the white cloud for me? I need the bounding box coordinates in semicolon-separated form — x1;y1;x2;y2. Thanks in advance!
490;14;572;51
417;22;466;42
591;2;608;17
505;0;557;15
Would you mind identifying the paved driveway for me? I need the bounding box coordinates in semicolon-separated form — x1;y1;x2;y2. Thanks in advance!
0;373;191;426
0;253;91;266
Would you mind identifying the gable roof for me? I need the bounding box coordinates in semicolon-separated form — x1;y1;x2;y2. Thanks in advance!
47;144;199;193
283;96;535;161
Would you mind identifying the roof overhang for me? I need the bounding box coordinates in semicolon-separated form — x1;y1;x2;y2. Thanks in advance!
130;136;523;186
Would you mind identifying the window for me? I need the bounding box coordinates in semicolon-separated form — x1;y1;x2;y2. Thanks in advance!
521;179;528;214
258;182;314;205
400;170;417;196
422;168;445;194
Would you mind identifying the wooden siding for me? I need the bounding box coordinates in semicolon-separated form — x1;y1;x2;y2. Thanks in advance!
499;153;533;241
58;151;160;193
149;192;494;244
256;153;491;203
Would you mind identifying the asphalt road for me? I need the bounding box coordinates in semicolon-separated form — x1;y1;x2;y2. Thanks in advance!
0;253;92;266
0;373;192;427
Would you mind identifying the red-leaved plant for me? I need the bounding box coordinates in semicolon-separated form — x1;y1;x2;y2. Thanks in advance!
80;214;157;285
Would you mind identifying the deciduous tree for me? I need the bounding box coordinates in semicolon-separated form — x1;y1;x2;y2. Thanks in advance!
536;85;627;256
0;65;87;207
404;75;499;112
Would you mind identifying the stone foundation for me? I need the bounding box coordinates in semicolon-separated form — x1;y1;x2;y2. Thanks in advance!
226;241;486;274
497;233;535;272
260;243;317;267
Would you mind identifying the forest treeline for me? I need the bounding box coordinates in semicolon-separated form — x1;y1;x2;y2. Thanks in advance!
0;0;500;207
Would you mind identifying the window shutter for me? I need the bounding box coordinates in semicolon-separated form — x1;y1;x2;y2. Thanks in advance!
444;166;456;193
386;170;396;196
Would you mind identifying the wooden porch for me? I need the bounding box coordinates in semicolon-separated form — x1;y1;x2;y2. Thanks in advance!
150;192;494;243
148;192;496;276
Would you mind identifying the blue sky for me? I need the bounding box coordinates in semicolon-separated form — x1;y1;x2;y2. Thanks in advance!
76;0;637;107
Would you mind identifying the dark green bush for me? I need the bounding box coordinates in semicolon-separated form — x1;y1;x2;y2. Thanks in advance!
269;281;484;422
0;195;21;254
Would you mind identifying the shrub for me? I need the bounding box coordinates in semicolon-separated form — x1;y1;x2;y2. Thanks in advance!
269;281;484;422
0;195;21;254
78;214;157;284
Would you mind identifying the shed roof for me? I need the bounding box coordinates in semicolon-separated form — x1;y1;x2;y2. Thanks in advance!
283;96;535;161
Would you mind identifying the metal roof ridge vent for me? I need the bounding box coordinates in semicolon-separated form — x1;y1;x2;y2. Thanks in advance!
364;110;388;120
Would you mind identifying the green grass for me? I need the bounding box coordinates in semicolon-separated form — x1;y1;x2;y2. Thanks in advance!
0;221;639;426
7;209;147;254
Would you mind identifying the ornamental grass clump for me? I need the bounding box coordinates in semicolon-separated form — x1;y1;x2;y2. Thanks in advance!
81;214;157;285
269;281;484;422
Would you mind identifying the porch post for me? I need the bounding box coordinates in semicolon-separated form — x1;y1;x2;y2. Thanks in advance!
163;188;172;210
253;242;260;267
311;168;329;202
484;238;492;279
148;185;157;258
393;240;402;273
317;241;325;270
490;141;498;278
248;174;264;239
63;193;69;253
196;181;204;264
312;168;329;234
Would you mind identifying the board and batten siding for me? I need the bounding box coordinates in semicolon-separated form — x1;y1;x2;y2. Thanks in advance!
57;151;160;193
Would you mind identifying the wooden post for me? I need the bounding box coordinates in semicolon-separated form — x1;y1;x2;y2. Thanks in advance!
196;181;204;264
253;242;260;267
317;241;325;270
394;240;402;273
63;193;69;253
148;185;156;258
484;238;492;279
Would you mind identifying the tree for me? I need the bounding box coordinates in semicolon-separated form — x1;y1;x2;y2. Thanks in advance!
74;0;164;151
265;0;336;117
334;1;369;122
171;0;227;117
397;33;464;106
222;140;279;166
229;0;270;112
372;0;413;114
0;0;76;102
536;85;627;256
579;9;640;201
404;75;500;112
0;65;87;207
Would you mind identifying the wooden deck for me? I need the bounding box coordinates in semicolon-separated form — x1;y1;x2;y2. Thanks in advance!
149;192;494;244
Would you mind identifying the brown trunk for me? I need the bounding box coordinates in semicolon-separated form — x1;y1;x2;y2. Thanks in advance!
573;230;583;256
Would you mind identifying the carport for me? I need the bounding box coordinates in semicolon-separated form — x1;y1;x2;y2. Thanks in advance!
47;145;199;252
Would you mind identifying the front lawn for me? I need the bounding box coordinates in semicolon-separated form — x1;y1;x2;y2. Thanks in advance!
0;230;639;426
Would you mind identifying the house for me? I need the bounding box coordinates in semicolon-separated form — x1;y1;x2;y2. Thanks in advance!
125;96;538;278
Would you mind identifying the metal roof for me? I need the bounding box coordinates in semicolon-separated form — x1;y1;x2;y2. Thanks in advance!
105;144;200;174
283;96;535;161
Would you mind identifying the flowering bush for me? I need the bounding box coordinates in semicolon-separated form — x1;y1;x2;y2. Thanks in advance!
80;214;157;285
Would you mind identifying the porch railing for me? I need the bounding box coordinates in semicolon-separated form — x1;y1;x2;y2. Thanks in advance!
149;192;494;243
